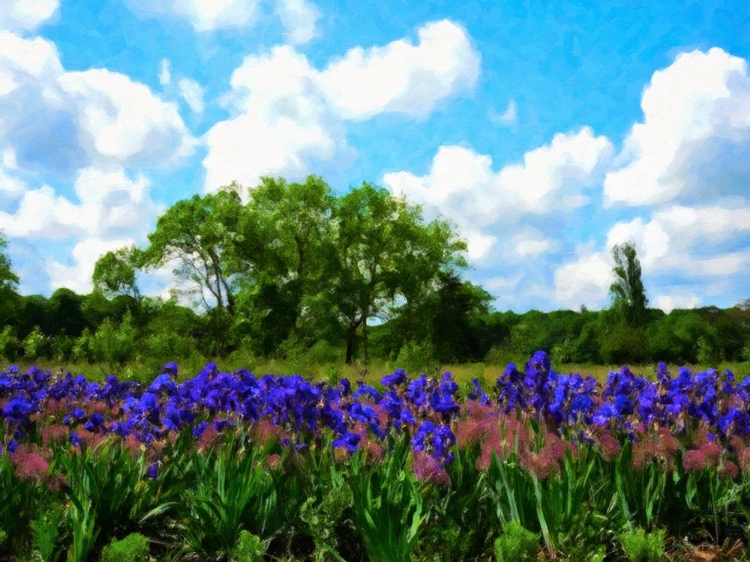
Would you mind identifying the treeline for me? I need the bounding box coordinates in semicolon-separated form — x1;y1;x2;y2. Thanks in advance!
1;286;749;370
1;177;750;371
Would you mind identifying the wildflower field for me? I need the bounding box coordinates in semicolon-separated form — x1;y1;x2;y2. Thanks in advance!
2;351;750;561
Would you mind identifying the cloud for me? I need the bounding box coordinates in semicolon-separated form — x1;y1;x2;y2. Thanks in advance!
0;164;26;201
551;201;750;311
553;250;613;310
60;69;196;167
126;0;320;40
178;78;205;113
0;0;59;33
203;45;353;190
126;0;261;32
202;19;480;189
383;127;613;261
0;32;195;176
0;166;165;292
511;226;555;258
46;237;137;294
605;205;750;274
604;48;750;207
654;294;702;313
317;20;480;120
275;0;320;44
159;59;171;86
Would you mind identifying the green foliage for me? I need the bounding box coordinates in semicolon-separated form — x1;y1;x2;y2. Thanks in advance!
31;504;65;562
100;533;150;562
551;336;575;365
494;520;539;562
619;527;665;562
92;247;143;309
348;437;427;562
87;316;138;366
599;322;650;365
230;530;266;562
178;435;281;558
610;242;648;328
0;325;20;361
696;335;720;366
0;231;19;291
22;325;50;360
141;331;197;365
420;443;493;561
395;340;438;377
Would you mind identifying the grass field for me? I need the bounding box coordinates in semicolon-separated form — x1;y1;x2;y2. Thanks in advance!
8;355;750;388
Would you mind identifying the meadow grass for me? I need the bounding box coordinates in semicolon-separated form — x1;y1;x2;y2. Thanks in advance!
8;354;750;388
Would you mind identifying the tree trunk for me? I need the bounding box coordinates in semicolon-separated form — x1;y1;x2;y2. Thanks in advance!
362;312;368;365
345;326;355;365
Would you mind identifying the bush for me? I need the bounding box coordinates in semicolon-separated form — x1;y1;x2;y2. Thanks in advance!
619;527;665;562
395;340;438;377
21;325;50;360
231;530;265;562
88;316;138;366
100;533;150;562
494;520;539;562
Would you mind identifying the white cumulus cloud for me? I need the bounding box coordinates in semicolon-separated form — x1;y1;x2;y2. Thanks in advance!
553;250;614;310
604;48;750;207
203;20;478;190
0;0;59;33
383;127;613;261
0;166;165;292
275;0;320;44
126;0;261;32
318;20;480;120
159;59;171;86
0;32;195;174
126;0;320;39
488;100;518;126
203;45;353;190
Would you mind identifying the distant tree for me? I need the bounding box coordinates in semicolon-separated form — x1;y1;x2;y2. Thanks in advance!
609;242;648;328
48;288;87;337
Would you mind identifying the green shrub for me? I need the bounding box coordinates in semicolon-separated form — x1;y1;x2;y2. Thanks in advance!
231;530;265;562
494;520;539;562
100;532;150;562
22;325;50;360
395;340;438;377
619;527;665;562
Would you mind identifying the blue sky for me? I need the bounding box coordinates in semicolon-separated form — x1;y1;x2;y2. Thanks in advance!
1;0;750;313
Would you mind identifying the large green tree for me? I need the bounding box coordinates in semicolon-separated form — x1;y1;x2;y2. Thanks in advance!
324;182;467;364
232;176;336;353
140;186;244;355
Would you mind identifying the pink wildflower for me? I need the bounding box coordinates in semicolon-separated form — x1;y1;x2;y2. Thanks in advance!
412;452;450;487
